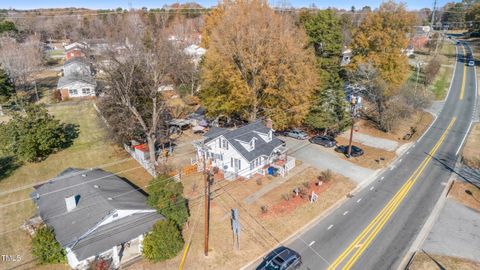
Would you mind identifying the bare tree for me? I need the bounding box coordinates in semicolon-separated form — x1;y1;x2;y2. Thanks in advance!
100;36;189;170
0;36;43;97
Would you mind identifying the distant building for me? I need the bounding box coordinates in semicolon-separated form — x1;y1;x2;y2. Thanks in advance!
31;168;164;270
63;58;94;77
57;75;96;100
64;42;87;61
184;44;206;65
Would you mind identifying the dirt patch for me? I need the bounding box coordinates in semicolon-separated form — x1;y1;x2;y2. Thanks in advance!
334;136;396;170
354;111;433;144
129;167;355;270
409;251;480;270
462;124;480;169
448;180;480;212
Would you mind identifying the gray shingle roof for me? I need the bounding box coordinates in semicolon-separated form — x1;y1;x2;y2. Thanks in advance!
57;75;96;89
33;168;163;260
205;121;284;162
63;57;90;68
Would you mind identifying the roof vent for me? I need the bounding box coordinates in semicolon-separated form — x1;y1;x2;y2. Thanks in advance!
93;185;99;189
107;197;113;200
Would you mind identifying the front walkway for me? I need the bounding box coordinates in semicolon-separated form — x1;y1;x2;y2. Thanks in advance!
340;131;399;151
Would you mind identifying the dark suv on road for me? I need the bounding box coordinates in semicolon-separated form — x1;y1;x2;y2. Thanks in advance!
256;246;302;270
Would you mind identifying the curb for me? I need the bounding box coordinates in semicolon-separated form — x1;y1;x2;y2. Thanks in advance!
396;159;460;270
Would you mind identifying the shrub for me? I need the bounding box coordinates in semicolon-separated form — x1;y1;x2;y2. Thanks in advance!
147;175;189;228
302;181;310;188
31;226;66;264
260;205;268;213
183;95;200;106
142;220;184;262
0;104;79;162
282;193;291;201
424;56;441;86
319;170;333;182
50;89;62;103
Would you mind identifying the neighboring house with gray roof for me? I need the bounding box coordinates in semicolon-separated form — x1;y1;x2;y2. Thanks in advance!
194;121;293;179
57;74;96;100
31;168;164;270
63;58;94;77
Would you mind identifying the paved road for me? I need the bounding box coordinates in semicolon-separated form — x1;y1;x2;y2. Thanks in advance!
259;42;477;270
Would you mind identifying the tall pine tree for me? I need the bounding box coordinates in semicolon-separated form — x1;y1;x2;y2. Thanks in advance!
300;10;350;135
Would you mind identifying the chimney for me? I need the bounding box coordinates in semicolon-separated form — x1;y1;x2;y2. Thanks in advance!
65;195;79;212
265;118;273;129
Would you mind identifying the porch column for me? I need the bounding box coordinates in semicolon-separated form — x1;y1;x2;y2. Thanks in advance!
112;245;120;267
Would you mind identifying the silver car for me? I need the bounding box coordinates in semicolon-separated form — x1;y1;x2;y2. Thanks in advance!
285;129;309;140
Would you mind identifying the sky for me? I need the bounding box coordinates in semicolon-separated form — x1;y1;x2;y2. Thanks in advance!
0;0;456;11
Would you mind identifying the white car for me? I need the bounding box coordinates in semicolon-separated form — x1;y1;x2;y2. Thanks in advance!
468;60;475;66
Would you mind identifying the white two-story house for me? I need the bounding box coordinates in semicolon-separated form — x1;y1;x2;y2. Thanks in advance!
194;121;291;179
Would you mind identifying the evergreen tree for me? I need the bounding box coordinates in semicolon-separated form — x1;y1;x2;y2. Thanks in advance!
31;226;66;265
147;175;189;228
142;220;184;262
0;67;14;103
300;10;350;134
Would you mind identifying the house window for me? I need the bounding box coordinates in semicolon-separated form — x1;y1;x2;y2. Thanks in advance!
81;88;90;95
222;139;229;150
250;161;254;170
231;158;241;171
69;88;78;95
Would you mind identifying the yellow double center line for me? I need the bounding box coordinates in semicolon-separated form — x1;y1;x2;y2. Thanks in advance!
327;117;456;270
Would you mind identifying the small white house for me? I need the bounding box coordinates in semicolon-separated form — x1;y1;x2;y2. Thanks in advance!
32;168;164;270
194;121;292;180
184;44;206;65
57;75;96;100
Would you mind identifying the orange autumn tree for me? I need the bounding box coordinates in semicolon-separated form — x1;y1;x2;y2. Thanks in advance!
200;0;318;129
349;1;417;131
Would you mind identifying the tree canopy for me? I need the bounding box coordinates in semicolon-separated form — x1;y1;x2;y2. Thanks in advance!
142;220;184;262
31;226;66;265
0;104;78;162
147;175;189;228
350;1;416;96
300;10;350;134
0;67;14;103
200;0;318;129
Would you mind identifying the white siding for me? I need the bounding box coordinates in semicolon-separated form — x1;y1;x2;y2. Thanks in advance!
202;136;250;178
64;81;96;98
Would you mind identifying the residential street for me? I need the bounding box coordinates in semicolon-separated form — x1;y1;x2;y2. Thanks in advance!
251;42;477;270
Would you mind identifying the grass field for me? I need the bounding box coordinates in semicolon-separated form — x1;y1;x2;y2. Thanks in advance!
0;101;151;270
462;123;480;168
431;42;456;100
409;251;480;270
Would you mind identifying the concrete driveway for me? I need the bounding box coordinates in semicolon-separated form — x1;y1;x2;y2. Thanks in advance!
282;136;376;184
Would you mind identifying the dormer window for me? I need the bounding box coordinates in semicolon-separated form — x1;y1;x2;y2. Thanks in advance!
268;130;272;141
250;140;255;150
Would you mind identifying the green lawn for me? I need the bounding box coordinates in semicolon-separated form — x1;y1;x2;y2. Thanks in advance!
0;101;151;270
429;42;456;100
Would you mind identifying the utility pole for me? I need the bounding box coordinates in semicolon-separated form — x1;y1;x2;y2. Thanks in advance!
430;0;437;32
347;95;359;158
202;144;210;256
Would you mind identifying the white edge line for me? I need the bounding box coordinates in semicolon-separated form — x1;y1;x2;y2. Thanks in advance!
455;120;473;156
